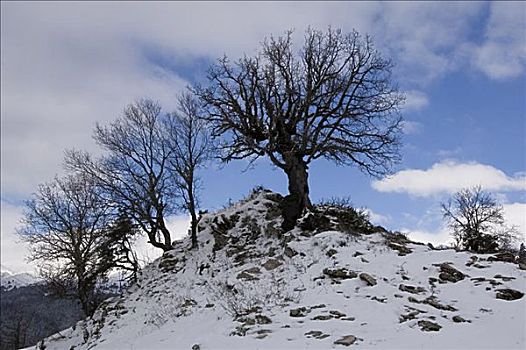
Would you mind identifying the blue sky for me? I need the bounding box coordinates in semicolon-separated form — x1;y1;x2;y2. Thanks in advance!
1;1;525;272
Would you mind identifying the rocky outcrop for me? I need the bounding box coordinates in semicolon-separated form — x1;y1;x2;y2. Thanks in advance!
324;268;358;280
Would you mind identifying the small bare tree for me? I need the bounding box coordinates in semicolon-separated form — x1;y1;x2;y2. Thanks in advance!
165;93;214;249
19;174;114;316
441;186;518;253
194;27;404;230
66;99;176;251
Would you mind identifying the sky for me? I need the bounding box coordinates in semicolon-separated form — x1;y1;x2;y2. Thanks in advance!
1;1;525;273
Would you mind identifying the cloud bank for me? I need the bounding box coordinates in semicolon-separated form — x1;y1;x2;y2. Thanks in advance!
372;160;526;197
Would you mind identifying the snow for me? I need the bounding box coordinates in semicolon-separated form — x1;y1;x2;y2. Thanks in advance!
26;190;526;349
1;266;40;290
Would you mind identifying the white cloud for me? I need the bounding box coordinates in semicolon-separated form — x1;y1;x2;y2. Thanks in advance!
403;90;429;112
403;225;454;247
0;200;35;273
473;2;526;80
0;2;519;202
364;209;389;226
400;120;423;135
372;160;526;197
503;203;526;241
133;215;190;266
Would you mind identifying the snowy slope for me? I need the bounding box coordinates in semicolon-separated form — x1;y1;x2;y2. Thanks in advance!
30;190;526;349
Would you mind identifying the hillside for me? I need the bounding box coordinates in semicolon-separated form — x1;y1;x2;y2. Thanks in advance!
30;190;525;349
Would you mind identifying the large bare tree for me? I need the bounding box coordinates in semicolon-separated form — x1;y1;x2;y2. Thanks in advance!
165;93;214;249
66;99;176;251
19;174;114;316
194;28;404;230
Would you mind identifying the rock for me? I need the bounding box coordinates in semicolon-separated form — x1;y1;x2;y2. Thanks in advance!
399;284;426;294
359;273;377;286
371;296;387;303
236;271;259;281
387;242;413;256
305;330;330;339
341;317;356;321
519;263;526;271
493;274;515;281
243;267;261;275
312;314;333;321
159;257;180;272
192;344;200;350
262;258;283;271
255;329;272;339
466;256;478;267
488;252;516;263
310;304;326;309
323;268;358;280
353;251;364;257
290;307;309;317
452;315;470;323
326;248;338;257
284;246;298;258
255;315;272;324
496;288;524;301
236;316;255;326
418;320;442;332
329;310;346;318
438;263;466;283
423;297;457;311
399;310;421;323
518;243;526;264
334;335;357;346
407;296;421;304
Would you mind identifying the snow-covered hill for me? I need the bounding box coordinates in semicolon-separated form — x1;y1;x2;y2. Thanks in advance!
30;190;526;349
1;265;40;291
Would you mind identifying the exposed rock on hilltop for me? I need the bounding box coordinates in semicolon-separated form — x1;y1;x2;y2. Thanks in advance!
30;190;526;350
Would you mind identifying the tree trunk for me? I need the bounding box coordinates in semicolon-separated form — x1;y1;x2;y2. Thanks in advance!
281;155;311;231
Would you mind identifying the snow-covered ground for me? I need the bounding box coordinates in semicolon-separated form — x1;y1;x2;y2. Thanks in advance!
29;190;526;349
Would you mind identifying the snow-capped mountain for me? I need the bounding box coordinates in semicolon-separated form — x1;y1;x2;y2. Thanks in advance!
1;265;40;291
26;190;526;349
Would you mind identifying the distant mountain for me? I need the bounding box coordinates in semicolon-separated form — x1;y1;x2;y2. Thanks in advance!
29;189;526;350
0;268;40;291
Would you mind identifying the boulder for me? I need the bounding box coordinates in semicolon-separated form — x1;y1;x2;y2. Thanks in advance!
305;330;330;340
236;271;259;281
388;242;413;256
334;335;357;346
324;268;358;280
290;307;309;317
438;263;466;283
359;273;377;286
452;315;470;323
262;258;283;271
255;314;272;324
488;252;516;263
399;284;426;294
284;246;298;258
496;288;524;301
418;320;441;332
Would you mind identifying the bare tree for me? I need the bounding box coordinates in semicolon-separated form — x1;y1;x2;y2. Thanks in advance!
441;186;517;253
165;92;214;249
19;174;114;316
194;27;404;230
66;99;176;251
